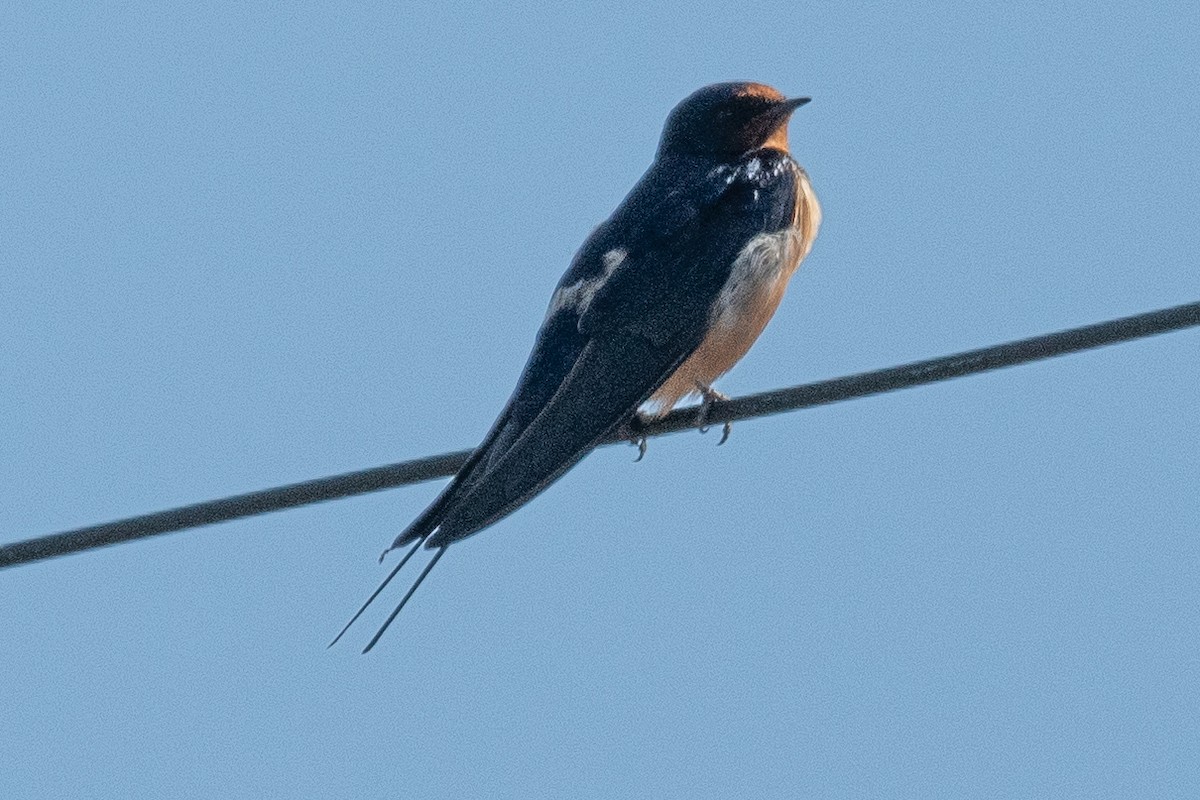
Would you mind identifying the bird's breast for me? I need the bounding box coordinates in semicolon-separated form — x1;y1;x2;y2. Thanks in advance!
649;167;820;412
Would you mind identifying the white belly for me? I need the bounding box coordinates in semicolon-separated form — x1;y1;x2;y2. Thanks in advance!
648;170;820;413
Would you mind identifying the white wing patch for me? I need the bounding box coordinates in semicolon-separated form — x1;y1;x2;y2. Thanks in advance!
546;247;628;318
603;247;628;271
707;164;737;185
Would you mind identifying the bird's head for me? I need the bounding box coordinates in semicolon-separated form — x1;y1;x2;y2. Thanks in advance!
657;82;810;159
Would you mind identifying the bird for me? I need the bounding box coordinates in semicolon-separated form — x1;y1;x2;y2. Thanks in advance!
333;81;821;651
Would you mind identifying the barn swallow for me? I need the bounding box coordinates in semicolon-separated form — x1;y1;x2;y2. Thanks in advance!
334;82;821;651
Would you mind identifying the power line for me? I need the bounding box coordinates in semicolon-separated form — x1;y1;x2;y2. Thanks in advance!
2;300;1197;570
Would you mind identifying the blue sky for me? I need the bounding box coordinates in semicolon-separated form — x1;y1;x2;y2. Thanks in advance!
3;2;1198;797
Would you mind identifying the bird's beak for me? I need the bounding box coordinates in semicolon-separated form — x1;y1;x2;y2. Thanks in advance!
756;96;811;129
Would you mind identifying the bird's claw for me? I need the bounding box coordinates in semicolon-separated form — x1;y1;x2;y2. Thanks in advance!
618;416;649;462
717;422;732;445
695;383;733;445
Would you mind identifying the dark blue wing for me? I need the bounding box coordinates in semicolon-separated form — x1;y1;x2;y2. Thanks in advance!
388;308;588;547
581;150;800;344
395;149;801;548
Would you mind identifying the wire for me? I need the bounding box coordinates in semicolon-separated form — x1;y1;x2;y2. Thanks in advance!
2;300;1197;570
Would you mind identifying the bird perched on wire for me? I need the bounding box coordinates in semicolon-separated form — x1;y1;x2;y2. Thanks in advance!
334;81;821;651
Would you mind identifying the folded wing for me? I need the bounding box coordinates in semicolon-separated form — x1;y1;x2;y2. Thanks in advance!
392;151;800;548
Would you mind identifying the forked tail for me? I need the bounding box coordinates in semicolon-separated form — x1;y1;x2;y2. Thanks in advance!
328;536;447;653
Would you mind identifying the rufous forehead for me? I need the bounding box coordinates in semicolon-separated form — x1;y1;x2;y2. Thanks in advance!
734;84;786;102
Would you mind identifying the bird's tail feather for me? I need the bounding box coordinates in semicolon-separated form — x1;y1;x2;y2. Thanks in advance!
327;535;426;648
361;546;447;653
389;494;450;552
428;333;681;546
387;424;506;552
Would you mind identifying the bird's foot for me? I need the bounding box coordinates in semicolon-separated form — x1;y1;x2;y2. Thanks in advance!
617;414;650;462
694;383;733;445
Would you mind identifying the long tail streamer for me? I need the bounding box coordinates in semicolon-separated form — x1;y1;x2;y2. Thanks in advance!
328;536;426;648
362;547;447;654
